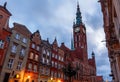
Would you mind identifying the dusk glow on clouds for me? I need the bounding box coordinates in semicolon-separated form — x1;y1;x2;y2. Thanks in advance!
0;0;111;80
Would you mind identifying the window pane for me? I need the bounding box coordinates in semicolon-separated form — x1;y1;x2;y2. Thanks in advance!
30;52;34;59
11;44;17;53
15;34;20;40
0;40;4;49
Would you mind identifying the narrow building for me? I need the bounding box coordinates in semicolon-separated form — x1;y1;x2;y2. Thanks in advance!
0;23;31;82
24;30;41;82
99;0;120;81
0;2;11;74
39;39;52;82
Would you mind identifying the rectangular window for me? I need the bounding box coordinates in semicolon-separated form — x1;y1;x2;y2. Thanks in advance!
55;55;57;59
36;46;40;51
30;52;34;59
40;67;44;74
52;53;54;58
28;63;32;70
8;59;14;69
42;58;45;64
55;62;57;68
11;44;17;53
16;61;22;70
15;33;20;40
0;40;4;49
20;48;25;56
32;43;35;49
22;37;27;43
35;54;38;61
51;71;53;77
43;49;46;54
52;61;54;67
33;65;37;72
47;59;49;64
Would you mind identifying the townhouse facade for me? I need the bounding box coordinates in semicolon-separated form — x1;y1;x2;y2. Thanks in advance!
0;23;31;82
100;0;120;81
24;30;41;82
0;2;11;73
0;2;99;82
39;39;52;82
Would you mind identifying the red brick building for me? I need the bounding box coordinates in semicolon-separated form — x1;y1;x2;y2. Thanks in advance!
24;30;41;82
0;2;11;73
50;38;65;82
100;0;120;81
96;76;104;82
60;3;97;82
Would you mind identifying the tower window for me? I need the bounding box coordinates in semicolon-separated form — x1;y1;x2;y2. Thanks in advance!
0;15;3;19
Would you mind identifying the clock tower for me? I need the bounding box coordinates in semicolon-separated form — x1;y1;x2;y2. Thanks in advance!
73;2;88;62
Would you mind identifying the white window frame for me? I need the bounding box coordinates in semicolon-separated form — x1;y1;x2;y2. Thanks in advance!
32;43;35;49
15;33;20;40
11;44;17;53
16;61;22;70
20;48;25;56
22;37;27;43
8;59;14;69
0;40;4;49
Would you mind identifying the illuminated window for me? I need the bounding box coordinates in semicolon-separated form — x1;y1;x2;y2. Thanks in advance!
28;63;32;70
30;52;34;59
8;59;14;69
35;54;38;61
33;65;37;72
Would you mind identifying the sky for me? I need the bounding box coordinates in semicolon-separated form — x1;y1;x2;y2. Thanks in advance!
0;0;111;80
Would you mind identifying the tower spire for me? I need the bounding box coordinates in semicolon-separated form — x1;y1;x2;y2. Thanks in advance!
76;1;82;25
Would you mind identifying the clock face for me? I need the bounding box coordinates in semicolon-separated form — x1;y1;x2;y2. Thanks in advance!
75;27;80;32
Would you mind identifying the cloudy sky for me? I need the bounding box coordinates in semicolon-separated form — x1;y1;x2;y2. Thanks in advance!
0;0;111;80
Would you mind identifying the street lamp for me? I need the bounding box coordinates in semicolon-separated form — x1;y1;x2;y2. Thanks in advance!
27;75;31;79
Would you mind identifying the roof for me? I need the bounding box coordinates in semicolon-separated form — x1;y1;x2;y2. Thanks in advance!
12;22;32;37
96;76;103;81
0;4;12;16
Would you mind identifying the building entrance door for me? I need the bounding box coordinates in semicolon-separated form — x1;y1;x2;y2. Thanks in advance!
3;73;10;82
